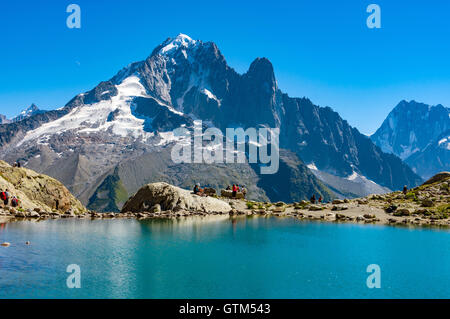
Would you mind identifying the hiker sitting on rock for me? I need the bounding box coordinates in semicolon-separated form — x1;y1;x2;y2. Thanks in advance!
193;184;205;196
11;196;19;208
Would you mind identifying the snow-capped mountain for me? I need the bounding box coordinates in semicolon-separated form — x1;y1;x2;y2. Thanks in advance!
0;114;10;125
0;104;44;125
405;129;450;179
12;104;45;122
0;34;422;211
371;100;450;178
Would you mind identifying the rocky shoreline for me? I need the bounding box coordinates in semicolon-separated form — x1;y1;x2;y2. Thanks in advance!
1;197;449;228
1;173;449;229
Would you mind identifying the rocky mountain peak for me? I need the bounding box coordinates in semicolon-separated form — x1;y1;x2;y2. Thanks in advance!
12;103;44;123
149;33;201;60
371;100;450;159
245;57;277;90
159;34;197;54
371;100;450;179
0;114;10;125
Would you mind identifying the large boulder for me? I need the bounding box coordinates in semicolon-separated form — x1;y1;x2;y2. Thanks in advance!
121;182;232;214
0;161;85;213
220;189;245;199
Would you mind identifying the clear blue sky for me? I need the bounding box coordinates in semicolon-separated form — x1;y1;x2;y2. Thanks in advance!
1;0;449;134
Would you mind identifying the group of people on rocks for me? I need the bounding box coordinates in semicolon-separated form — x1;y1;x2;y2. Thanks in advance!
0;189;20;208
309;194;323;204
12;161;21;168
226;184;247;199
193;184;206;196
193;183;248;199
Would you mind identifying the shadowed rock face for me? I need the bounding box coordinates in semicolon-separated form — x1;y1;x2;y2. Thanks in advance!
121;182;232;214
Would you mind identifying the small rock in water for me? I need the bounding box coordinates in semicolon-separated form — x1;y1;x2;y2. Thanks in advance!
26;241;31;245
1;242;11;247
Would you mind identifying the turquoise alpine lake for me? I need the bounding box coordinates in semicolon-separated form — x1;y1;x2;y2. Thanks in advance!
0;216;449;299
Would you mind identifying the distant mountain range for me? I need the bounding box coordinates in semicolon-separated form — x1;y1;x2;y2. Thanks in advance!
371;100;450;179
0;104;44;124
0;34;423;211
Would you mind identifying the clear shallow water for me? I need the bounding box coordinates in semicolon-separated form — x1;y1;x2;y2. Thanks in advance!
0;216;449;299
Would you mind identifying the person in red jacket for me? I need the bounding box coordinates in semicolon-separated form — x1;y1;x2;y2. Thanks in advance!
11;196;19;208
232;184;237;198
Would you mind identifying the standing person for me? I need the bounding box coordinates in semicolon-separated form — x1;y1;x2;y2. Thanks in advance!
232;184;237;198
310;194;316;204
242;185;247;199
17;161;21;168
3;189;10;206
318;195;322;203
0;189;5;206
403;185;408;195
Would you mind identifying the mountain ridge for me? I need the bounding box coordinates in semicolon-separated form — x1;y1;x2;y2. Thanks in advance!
0;34;422;210
371;100;450;179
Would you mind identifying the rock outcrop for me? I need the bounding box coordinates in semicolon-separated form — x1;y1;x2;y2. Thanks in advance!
221;189;245;199
353;172;450;220
121;182;232;214
422;172;450;186
0;161;86;213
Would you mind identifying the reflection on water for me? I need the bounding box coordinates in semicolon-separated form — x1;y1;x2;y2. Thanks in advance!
0;217;449;299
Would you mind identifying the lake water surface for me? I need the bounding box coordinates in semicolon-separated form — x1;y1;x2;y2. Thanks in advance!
0;216;449;298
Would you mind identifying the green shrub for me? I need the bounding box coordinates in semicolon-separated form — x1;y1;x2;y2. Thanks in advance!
405;192;417;201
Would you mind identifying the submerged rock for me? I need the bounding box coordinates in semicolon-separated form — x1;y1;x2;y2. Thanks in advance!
122;182;232;214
